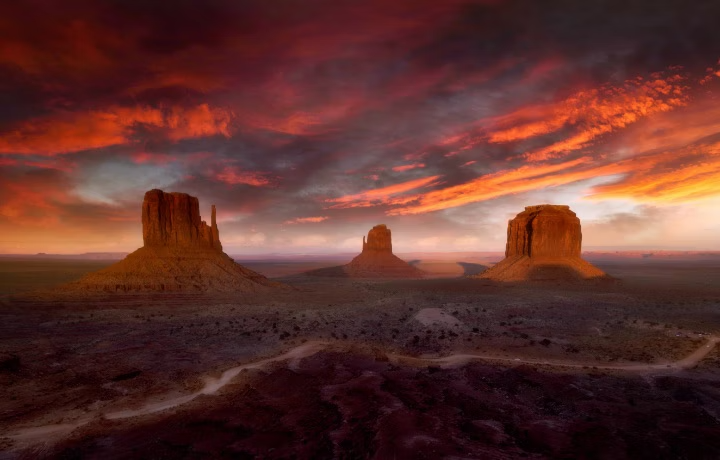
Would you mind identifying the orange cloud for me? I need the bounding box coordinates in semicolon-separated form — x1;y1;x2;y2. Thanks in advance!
392;163;425;172
165;104;233;140
0;177;72;226
0;104;234;155
371;140;720;215
588;141;720;203
385;158;597;215
215;166;272;187
284;216;329;224
326;175;441;209
484;74;690;161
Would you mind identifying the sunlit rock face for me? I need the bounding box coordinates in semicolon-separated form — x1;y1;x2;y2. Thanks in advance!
345;224;425;278
477;205;612;283
57;189;283;293
142;189;221;250
505;205;581;259
362;224;393;252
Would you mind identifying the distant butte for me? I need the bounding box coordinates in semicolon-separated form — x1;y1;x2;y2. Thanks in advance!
307;224;425;278
475;205;613;283
59;189;283;293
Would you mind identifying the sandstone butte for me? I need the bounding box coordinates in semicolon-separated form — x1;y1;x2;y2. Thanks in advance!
59;189;283;293
475;205;612;283
308;224;425;278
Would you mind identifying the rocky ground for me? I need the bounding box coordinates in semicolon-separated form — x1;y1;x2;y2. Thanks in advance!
1;259;720;458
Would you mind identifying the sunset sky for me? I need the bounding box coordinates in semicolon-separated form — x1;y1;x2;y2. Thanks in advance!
1;0;720;254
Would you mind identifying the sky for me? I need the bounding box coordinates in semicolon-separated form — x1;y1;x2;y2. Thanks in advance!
1;0;720;254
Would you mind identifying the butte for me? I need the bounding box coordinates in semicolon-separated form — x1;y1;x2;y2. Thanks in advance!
475;205;612;283
59;189;283;293
307;224;425;278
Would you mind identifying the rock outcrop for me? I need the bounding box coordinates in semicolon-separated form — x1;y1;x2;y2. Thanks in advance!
58;190;282;293
362;224;393;252
476;205;611;283
307;224;425;278
142;189;221;250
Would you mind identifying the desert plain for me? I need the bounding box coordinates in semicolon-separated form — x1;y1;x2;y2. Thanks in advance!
2;251;720;459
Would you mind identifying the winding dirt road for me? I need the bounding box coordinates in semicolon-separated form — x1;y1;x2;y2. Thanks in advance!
6;336;719;448
391;336;720;371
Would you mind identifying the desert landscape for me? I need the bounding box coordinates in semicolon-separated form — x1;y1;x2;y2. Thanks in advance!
2;192;720;459
3;1;720;458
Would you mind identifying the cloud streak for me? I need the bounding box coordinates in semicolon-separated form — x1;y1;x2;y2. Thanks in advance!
2;0;720;252
0;104;234;155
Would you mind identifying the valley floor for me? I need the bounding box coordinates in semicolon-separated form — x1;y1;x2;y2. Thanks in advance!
2;257;720;458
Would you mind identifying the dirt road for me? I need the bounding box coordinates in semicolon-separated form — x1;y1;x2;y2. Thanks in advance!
6;336;719;449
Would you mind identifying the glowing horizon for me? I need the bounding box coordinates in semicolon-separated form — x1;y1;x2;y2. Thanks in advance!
1;1;720;254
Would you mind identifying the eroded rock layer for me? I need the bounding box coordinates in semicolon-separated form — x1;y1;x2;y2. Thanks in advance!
477;205;611;283
58;190;282;293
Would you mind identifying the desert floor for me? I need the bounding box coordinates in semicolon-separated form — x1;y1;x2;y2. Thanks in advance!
2;254;720;459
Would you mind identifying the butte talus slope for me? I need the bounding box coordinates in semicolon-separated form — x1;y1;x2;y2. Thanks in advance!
308;224;425;278
59;189;282;293
476;205;611;283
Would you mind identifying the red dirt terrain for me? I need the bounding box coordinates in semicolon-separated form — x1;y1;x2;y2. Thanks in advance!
41;346;720;459
2;259;720;459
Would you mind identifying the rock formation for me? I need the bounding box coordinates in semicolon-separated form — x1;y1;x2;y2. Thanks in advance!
362;224;393;252
59;189;282;293
142;189;221;250
307;224;425;278
475;205;611;283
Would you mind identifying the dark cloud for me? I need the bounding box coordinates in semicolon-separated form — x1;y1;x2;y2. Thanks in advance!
1;0;720;252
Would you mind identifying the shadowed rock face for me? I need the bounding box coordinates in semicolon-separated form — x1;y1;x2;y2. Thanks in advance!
478;205;611;283
142;189;221;251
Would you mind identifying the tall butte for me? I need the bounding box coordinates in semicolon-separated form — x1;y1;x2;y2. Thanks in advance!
475;205;612;283
309;224;424;278
60;189;282;293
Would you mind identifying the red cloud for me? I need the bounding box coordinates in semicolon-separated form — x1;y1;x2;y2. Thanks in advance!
0;104;234;155
385;158;594;215
284;216;329;224
487;74;690;161
215;166;272;187
326;175;442;209
392;163;426;172
427;70;692;163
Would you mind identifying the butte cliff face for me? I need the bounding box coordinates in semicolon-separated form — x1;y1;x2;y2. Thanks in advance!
59;189;282;293
308;224;424;278
477;205;611;283
142;189;222;250
362;224;393;252
505;205;581;259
